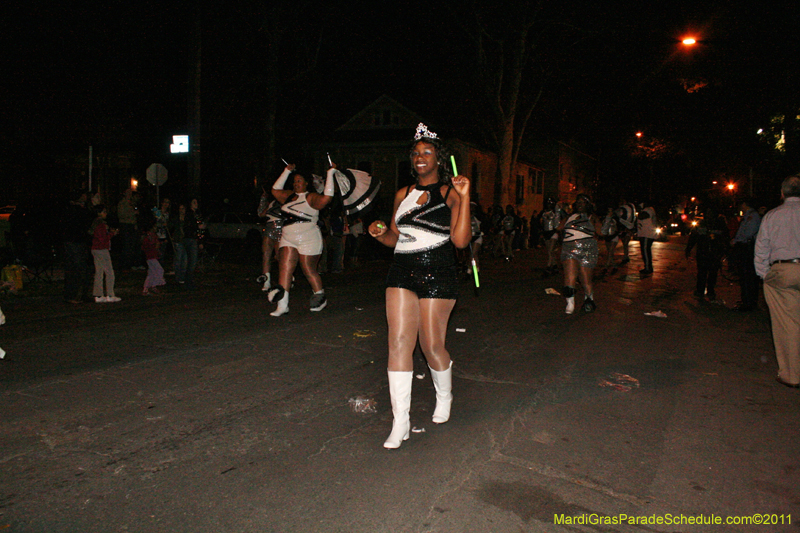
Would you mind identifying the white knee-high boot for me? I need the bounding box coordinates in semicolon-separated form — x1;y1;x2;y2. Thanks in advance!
430;361;453;424
270;290;289;317
384;370;413;449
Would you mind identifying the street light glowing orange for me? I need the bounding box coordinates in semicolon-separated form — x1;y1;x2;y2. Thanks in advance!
682;37;697;46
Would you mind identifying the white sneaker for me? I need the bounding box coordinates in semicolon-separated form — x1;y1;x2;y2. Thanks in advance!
261;273;271;291
565;297;575;314
94;296;108;303
106;296;122;303
309;292;327;312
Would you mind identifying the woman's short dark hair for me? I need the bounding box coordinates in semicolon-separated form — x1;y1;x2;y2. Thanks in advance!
281;171;306;191
408;137;454;185
575;194;594;215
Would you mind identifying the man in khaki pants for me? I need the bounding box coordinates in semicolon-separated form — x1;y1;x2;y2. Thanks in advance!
755;175;800;388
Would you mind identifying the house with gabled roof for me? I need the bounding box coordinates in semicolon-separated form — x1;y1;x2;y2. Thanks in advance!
303;95;594;219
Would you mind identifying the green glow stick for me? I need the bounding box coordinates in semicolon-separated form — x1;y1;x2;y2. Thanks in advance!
450;155;480;289
469;243;480;288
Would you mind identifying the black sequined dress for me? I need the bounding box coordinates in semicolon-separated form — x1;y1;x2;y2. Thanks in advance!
386;183;458;299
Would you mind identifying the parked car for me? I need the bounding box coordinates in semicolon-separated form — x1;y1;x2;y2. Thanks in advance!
204;212;265;244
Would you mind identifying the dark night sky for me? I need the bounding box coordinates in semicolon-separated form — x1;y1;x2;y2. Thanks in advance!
3;1;798;204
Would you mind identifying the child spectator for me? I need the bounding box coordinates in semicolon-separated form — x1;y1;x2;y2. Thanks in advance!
90;205;121;303
142;222;166;296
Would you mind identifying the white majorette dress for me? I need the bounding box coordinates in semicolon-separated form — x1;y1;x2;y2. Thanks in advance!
279;193;323;256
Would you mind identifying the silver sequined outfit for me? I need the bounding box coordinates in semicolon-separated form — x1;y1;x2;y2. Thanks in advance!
560;213;599;268
262;199;283;242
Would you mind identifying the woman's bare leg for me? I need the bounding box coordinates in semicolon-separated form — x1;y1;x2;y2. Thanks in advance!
419;298;456;423
562;259;579;314
546;239;557;268
277;247;298;290
386;288;420;372
563;259;579;289
262;237;277;275
579;265;594;298
298;254;323;293
605;240;617;268
418;298;456;371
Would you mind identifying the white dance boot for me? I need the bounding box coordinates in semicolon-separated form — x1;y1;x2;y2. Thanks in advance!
384;370;413;449
270;290;289;317
430;361;453;424
261;273;271;291
563;286;576;314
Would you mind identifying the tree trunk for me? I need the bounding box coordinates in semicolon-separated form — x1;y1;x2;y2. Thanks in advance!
494;118;515;206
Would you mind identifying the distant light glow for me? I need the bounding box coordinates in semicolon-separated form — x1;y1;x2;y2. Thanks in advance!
636;132;643;138
727;183;735;191
757;128;764;134
170;135;189;154
131;178;138;191
682;37;697;46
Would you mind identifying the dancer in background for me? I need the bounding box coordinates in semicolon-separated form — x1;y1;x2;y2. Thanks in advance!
559;194;600;314
600;206;620;271
369;124;471;449
616;198;637;264
541;198;564;276
636;202;658;275
268;163;334;316
257;189;283;291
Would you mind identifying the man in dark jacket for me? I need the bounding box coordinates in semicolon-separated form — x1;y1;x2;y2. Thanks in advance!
62;189;94;304
685;205;729;301
731;198;761;311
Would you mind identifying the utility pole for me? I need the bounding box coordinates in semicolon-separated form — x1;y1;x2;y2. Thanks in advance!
188;12;202;199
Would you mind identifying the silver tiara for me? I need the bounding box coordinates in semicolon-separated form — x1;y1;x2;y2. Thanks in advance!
414;123;438;140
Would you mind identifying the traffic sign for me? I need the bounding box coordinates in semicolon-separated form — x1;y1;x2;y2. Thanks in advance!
146;163;168;186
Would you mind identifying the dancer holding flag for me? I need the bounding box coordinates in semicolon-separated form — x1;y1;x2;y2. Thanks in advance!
368;123;472;449
268;162;334;316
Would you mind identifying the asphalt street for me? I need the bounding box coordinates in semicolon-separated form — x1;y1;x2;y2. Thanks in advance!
1;237;798;532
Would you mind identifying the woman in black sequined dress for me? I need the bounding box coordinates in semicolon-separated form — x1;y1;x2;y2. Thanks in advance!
369;124;472;449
